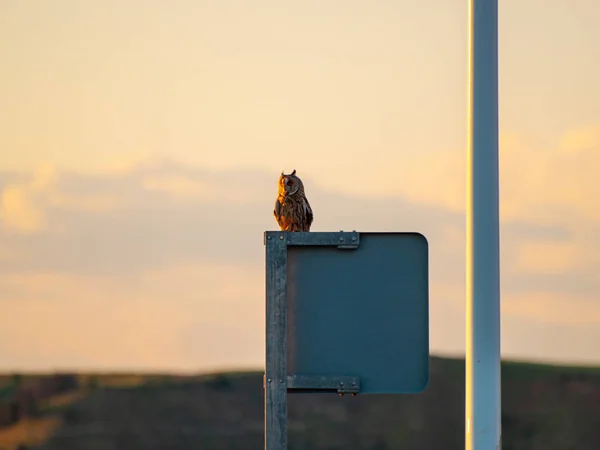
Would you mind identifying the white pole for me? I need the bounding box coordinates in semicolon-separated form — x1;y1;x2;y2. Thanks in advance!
466;0;501;450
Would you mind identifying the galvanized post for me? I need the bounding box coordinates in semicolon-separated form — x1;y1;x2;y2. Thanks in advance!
265;233;288;450
466;0;502;449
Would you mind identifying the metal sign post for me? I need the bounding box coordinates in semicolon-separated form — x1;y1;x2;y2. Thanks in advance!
264;231;430;450
466;0;502;449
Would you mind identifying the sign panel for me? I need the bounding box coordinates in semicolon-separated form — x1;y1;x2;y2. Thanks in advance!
285;232;429;394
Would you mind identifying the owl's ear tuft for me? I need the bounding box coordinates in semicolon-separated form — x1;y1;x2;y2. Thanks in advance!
291;169;296;176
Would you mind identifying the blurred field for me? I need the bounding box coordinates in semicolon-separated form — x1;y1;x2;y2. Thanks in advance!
1;357;599;450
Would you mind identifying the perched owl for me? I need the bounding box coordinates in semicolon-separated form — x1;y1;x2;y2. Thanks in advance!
274;169;313;232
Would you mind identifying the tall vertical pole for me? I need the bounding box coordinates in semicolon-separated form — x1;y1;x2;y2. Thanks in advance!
466;1;501;450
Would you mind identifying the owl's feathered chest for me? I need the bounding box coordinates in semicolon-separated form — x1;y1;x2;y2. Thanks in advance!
277;194;302;210
274;193;313;232
277;194;308;220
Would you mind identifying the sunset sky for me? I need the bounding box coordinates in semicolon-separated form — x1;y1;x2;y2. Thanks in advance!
1;0;599;372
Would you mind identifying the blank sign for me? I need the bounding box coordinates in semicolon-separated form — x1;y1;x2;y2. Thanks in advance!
286;232;429;394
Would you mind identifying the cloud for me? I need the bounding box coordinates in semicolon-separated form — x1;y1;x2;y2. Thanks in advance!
0;185;45;233
501;315;600;366
503;291;600;326
0;160;466;277
0;262;265;371
560;122;600;153
0;149;598;369
0;161;462;370
0;163;55;232
141;175;214;199
513;241;579;275
388;124;600;226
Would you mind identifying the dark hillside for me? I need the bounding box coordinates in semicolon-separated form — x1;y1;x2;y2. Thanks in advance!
1;357;599;450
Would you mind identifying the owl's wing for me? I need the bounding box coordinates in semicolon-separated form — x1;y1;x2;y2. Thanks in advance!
274;198;282;221
305;200;313;228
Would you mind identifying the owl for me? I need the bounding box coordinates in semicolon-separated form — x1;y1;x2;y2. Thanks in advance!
273;169;313;232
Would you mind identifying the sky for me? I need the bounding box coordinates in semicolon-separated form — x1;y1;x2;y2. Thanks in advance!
1;0;599;372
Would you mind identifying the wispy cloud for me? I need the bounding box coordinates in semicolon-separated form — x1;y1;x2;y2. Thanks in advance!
0;148;598;369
